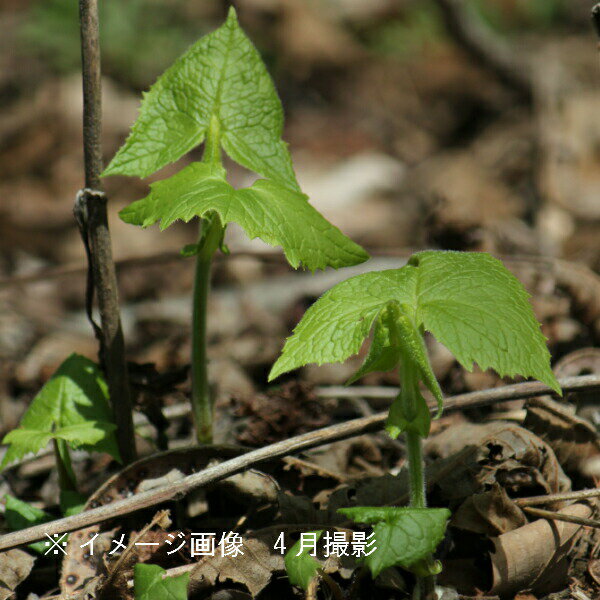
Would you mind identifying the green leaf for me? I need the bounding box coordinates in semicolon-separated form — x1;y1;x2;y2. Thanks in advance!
408;251;560;394
1;354;120;468
339;507;450;578
284;531;323;591
5;495;53;554
270;268;418;381
270;251;560;397
347;302;439;436
119;162;368;272
134;563;189;600
386;387;431;439
180;243;200;257
103;8;298;190
346;305;402;384
60;490;87;517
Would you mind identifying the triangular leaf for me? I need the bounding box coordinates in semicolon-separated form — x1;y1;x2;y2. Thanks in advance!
269;268;418;381
284;531;323;591
119;162;368;272
103;8;298;190
134;564;189;600
339;507;450;578
1;354;120;468
270;251;560;397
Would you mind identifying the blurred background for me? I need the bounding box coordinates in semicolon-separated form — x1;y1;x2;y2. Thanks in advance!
0;0;599;444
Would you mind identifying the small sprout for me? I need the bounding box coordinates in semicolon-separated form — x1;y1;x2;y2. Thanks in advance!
1;354;120;495
104;8;368;443
272;250;561;588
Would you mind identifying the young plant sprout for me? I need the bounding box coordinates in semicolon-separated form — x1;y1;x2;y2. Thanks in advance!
103;9;369;444
1;354;119;512
271;250;561;592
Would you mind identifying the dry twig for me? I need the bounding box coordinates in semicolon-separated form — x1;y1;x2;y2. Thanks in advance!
516;488;600;507
76;0;136;463
523;506;600;529
0;374;598;552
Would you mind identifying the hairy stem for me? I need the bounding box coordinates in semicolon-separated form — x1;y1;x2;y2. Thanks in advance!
53;439;77;493
191;118;224;444
399;360;435;599
191;216;222;444
405;430;426;509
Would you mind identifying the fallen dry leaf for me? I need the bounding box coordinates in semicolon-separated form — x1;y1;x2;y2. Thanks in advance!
0;549;34;600
524;396;600;477
427;422;571;501
427;422;570;537
452;483;527;536
490;502;594;596
189;530;283;598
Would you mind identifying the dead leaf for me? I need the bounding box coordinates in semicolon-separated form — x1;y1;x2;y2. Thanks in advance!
427;423;570;537
96;510;172;600
524;397;600;477
552;348;600;428
0;549;34;600
452;483;527;536
490;502;594;596
60;446;246;597
427;422;571;501
189;530;283;598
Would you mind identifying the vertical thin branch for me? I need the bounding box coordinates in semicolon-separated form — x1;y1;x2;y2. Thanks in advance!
79;0;103;191
77;0;137;464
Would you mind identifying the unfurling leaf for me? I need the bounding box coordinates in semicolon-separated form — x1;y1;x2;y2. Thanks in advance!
339;507;450;578
1;354;120;468
119;162;368;272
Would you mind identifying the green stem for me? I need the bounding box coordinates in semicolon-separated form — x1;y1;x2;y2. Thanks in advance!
53;439;77;493
405;429;426;508
191;114;223;444
399;359;435;599
191;216;222;444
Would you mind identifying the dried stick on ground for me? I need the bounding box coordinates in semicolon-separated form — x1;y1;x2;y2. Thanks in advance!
432;0;533;102
76;0;136;464
0;374;598;553
515;488;600;507
522;506;600;529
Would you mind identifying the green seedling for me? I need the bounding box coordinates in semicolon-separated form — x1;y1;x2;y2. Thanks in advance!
134;564;189;600
284;531;323;591
272;250;561;590
1;353;120;499
104;8;368;444
4;495;53;554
